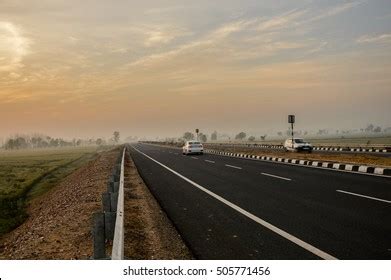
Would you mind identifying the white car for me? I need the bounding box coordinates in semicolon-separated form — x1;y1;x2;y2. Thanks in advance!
182;141;204;155
284;138;313;152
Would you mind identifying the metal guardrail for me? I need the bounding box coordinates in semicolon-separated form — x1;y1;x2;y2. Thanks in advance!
111;147;125;260
92;146;126;260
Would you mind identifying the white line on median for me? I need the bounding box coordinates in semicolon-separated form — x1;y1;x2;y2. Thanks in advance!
131;145;337;260
261;172;292;181
225;164;242;170
205;160;215;163
336;190;391;204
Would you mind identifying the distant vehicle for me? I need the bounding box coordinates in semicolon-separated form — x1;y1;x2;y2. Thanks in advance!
183;141;204;155
284;138;313;152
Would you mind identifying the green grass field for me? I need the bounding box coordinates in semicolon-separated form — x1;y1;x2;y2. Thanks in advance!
0;147;100;236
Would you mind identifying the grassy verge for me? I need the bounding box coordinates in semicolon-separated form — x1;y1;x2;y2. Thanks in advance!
0;147;102;236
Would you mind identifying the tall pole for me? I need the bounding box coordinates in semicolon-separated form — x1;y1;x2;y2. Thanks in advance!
291;122;294;149
288;115;295;150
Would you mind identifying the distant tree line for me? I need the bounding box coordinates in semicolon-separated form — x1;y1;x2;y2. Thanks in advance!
274;124;390;139
180;130;270;143
178;123;391;144
2;134;110;150
182;131;208;142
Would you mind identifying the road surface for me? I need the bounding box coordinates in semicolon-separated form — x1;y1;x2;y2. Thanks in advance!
129;143;391;259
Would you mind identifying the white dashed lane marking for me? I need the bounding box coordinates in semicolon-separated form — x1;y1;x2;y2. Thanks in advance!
336;190;391;204
261;172;292;181
225;164;242;170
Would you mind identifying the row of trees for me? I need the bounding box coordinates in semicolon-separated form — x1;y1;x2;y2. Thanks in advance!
183;132;208;142
182;131;268;142
2;131;121;150
181;124;391;143
275;124;390;138
234;132;267;141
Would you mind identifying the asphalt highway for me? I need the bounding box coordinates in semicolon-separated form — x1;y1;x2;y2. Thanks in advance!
129;143;391;260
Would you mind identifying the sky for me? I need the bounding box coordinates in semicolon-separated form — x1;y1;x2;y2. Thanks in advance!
0;0;390;140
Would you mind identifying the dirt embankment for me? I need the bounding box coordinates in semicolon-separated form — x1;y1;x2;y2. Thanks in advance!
123;149;192;259
0;148;120;259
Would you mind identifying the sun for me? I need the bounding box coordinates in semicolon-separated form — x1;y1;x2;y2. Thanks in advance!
0;21;30;72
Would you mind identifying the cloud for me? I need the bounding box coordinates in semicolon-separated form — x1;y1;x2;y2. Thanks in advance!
68;36;79;44
357;33;391;44
123;1;361;69
121;24;190;47
0;21;30;72
124;12;313;69
144;28;184;47
212;18;256;38
124;23;240;68
307;2;361;22
256;9;306;32
144;6;184;15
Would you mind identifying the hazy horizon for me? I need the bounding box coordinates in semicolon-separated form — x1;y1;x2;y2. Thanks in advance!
1;0;390;140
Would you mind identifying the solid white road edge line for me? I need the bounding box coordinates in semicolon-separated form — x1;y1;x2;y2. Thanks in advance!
336;190;391;204
131;145;337;260
261;172;292;181
205;160;215;163
225;164;242;170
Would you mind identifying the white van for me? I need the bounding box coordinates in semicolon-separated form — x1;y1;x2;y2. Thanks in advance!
284;138;313;152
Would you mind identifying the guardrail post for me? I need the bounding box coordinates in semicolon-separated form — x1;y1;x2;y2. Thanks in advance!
93;212;106;259
113;182;119;193
110;192;119;212
107;181;113;193
102;193;111;212
104;211;117;241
